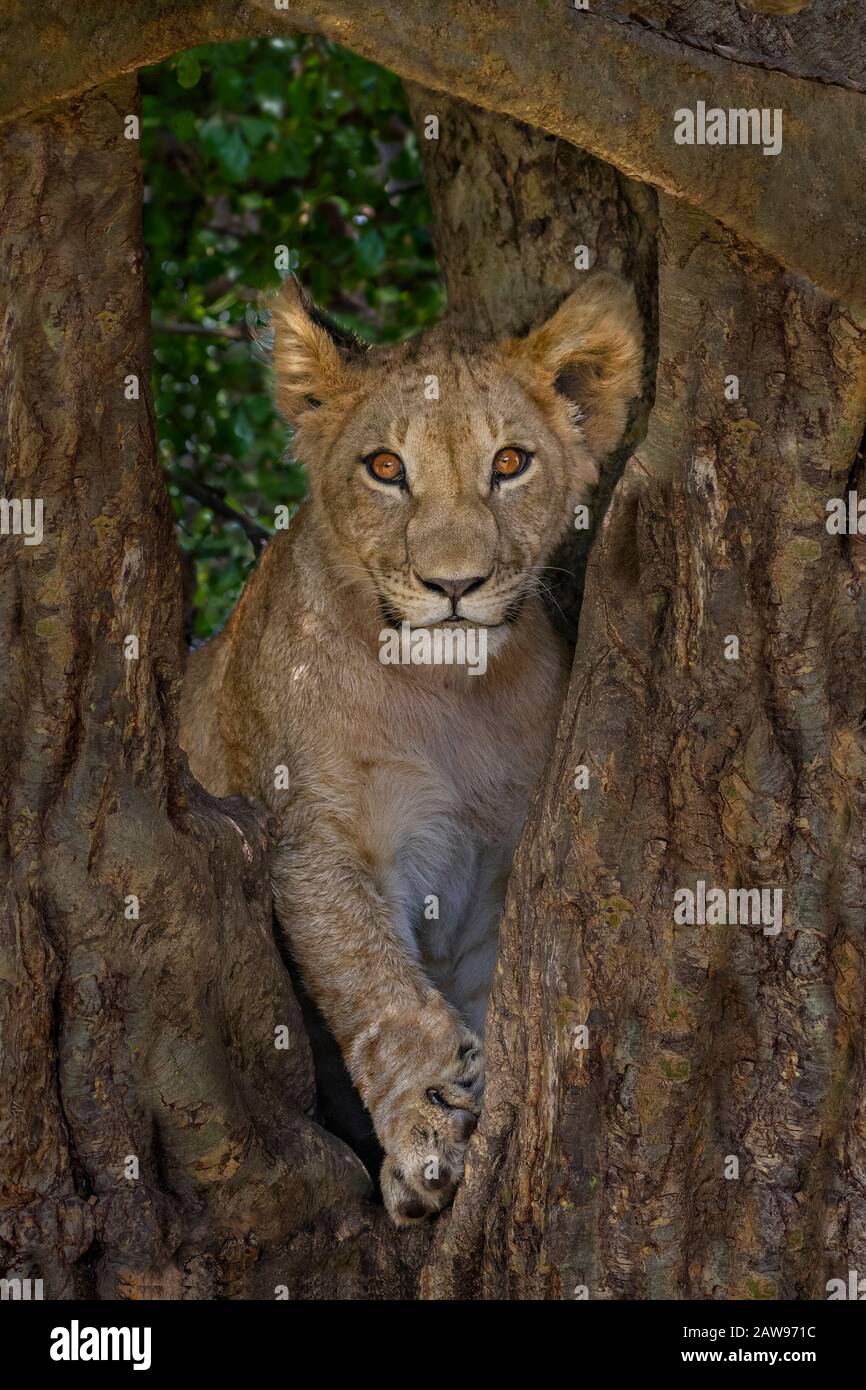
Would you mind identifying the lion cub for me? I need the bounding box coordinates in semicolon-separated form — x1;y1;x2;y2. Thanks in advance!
179;274;641;1225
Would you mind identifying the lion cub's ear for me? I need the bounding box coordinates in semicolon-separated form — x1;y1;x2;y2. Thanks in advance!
270;277;357;422
505;273;643;457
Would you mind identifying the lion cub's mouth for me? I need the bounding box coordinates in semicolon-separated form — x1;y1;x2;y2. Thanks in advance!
377;597;494;631
410;616;503;630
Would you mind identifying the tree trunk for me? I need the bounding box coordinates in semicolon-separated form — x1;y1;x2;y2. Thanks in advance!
423;197;866;1299
0;77;425;1300
2;9;865;1305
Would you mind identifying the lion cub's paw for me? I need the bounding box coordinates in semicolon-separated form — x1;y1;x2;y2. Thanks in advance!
379;1035;484;1227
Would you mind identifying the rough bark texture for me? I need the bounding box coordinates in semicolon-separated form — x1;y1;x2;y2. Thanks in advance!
2;3;864;314
609;2;862;86
0;78;427;1300
2;2;866;1304
422;198;866;1299
404;86;659;346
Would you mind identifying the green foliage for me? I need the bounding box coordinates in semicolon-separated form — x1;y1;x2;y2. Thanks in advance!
141;37;443;639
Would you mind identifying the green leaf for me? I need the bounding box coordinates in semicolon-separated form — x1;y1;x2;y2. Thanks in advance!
245;395;274;425
354;228;386;276
169;110;197;141
239;116;273;148
253;66;286;116
199;117;251;181
214;67;246;106
176;53;202;89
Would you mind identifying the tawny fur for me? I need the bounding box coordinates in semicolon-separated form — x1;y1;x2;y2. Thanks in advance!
179;273;642;1225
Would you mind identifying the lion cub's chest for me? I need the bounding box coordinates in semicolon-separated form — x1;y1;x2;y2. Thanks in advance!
363;690;542;1032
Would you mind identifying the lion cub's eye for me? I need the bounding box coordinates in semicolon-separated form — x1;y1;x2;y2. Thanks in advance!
365;450;406;485
492;446;531;481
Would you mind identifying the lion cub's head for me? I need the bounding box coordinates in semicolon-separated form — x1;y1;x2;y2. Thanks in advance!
271;275;642;635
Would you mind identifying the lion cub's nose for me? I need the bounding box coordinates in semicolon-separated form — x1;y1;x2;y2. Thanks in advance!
418;574;488;603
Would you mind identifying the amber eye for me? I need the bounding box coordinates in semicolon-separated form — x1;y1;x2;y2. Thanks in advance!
493;446;530;480
366;450;405;485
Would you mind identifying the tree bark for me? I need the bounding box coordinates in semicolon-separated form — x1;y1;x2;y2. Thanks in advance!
422;197;866;1299
2;2;864;314
0;77;427;1300
2;9;866;1306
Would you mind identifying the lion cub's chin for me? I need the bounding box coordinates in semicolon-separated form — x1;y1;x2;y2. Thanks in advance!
475;624;509;659
407;621;511;651
379;618;512;681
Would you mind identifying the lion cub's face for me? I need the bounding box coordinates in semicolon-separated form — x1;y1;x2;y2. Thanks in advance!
272;276;642;635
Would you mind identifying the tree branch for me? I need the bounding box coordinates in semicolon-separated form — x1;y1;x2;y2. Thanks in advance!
3;2;865;313
169;470;270;556
153;318;253;341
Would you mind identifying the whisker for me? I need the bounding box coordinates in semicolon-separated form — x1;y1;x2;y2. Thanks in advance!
525;574;569;627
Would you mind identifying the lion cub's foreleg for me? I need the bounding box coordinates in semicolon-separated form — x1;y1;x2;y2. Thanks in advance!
272;823;483;1225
